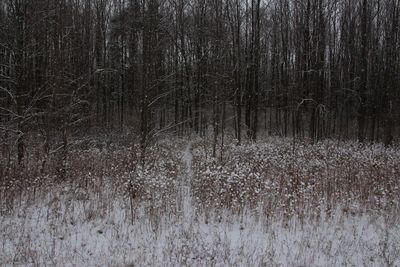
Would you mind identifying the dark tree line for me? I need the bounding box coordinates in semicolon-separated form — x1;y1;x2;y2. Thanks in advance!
1;0;399;162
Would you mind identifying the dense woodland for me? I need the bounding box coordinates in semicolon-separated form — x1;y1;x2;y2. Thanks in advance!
1;0;399;163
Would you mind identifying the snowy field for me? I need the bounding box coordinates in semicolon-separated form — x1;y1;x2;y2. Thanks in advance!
1;137;400;266
2;195;400;266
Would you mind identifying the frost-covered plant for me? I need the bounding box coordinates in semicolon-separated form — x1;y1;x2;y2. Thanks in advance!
191;137;400;216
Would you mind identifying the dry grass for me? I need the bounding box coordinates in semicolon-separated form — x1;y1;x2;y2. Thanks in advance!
192;137;400;217
1;135;400;266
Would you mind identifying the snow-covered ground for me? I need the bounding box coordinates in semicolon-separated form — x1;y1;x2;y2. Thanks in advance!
1;138;400;266
1;194;399;266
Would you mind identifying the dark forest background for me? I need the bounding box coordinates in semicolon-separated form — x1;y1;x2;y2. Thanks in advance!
1;0;399;164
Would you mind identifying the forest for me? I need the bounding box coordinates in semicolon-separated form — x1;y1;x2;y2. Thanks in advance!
1;0;399;160
1;0;400;266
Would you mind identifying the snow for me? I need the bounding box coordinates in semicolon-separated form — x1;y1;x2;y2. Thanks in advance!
1;195;399;266
1;139;400;266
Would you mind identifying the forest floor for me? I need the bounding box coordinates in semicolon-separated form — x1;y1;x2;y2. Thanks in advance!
1;136;400;266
